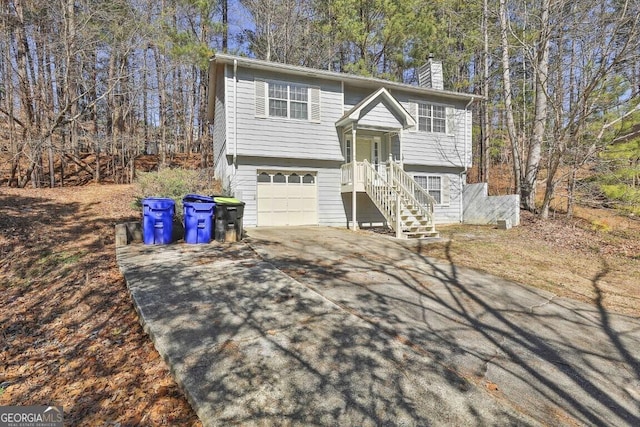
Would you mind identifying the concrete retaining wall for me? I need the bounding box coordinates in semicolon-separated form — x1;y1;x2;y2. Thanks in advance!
463;183;520;226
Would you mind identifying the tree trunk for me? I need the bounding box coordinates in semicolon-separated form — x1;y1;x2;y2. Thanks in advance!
499;0;521;195
48;139;55;188
222;0;228;52
522;0;551;213
566;165;577;218
153;46;167;166
480;0;490;184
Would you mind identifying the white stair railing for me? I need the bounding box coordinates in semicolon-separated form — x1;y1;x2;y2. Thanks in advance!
362;160;397;227
388;161;436;226
362;159;437;237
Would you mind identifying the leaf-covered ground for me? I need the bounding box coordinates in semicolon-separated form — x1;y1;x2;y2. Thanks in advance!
0;185;201;426
415;210;640;317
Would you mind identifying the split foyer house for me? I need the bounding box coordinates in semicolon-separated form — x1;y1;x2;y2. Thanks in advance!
206;54;481;238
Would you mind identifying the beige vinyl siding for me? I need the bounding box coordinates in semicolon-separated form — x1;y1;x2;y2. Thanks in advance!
231;157;346;227
230;68;344;161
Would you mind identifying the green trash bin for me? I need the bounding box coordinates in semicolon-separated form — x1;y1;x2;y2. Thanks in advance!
213;197;245;242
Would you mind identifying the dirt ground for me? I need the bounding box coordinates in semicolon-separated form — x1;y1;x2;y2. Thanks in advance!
0;185;201;426
1;184;639;426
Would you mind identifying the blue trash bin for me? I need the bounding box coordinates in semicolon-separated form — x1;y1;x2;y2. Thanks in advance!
183;194;215;244
142;197;175;245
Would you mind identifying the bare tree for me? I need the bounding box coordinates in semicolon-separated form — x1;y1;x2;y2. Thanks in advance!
499;0;522;195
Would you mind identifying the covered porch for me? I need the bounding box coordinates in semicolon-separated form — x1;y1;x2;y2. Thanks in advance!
334;87;436;238
336;87;415;193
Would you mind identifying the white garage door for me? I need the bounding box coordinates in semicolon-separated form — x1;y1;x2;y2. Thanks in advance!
257;171;318;226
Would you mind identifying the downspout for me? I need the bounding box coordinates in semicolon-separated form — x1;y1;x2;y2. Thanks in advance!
351;125;357;230
460;98;475;222
233;59;238;167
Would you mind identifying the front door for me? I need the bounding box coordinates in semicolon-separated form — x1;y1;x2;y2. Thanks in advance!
356;136;382;170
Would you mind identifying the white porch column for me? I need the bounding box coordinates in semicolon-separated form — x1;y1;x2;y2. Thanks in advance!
399;129;404;167
351;125;358;230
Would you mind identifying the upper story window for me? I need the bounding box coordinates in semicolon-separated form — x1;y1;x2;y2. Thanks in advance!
256;79;321;122
417;103;447;133
268;83;308;119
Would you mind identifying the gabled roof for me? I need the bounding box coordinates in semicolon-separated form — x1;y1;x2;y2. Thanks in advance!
209;53;482;103
336;87;415;129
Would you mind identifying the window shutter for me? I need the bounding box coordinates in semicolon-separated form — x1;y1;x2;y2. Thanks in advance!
441;175;450;206
255;80;267;118
446;107;455;135
408;102;418;132
310;86;321;122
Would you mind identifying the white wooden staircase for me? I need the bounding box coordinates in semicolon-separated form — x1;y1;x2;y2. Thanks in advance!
362;159;439;239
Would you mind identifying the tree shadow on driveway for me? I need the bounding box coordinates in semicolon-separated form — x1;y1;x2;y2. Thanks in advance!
245;227;640;426
119;238;530;426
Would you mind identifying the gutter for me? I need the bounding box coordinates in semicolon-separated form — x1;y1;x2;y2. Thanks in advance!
212;53;484;104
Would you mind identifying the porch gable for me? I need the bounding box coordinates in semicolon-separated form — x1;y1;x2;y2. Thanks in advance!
336;87;415;130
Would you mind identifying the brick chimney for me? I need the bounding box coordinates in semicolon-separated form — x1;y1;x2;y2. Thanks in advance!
418;54;444;90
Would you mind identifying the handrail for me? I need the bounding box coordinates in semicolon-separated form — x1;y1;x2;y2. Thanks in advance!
341;163;353;185
362;160;396;226
388;161;436;222
360;159;436;237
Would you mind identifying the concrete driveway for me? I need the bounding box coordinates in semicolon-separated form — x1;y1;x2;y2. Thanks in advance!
117;226;640;426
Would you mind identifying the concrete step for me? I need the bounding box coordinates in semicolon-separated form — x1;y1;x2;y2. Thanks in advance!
404;230;440;239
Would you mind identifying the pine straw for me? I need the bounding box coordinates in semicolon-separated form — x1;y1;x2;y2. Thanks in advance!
0;184;201;426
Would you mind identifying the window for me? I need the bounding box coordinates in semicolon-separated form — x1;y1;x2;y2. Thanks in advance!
256;80;320;121
414;175;444;205
372;139;380;167
268;83;288;117
268;82;308;119
288;173;301;183
257;171;315;185
426;176;442;204
417;103;447;133
289;85;308;119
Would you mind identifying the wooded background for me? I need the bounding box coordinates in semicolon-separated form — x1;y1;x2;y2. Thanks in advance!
1;0;639;218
